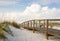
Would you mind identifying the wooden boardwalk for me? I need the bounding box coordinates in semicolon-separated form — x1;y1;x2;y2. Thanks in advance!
20;19;60;40
8;26;60;41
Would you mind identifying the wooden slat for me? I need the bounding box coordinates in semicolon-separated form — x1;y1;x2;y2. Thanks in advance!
33;20;35;33
27;21;29;29
46;20;49;40
48;29;60;37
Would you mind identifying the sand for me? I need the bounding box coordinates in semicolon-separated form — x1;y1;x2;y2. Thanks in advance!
0;26;60;41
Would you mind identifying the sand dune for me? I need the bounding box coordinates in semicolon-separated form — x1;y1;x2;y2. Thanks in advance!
1;26;60;41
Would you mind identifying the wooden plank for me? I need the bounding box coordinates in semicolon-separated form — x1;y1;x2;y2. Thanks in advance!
30;21;32;28
33;20;35;33
24;22;25;28
48;28;60;37
44;20;45;29
39;28;60;38
37;20;40;31
46;20;48;39
48;19;60;21
27;21;29;29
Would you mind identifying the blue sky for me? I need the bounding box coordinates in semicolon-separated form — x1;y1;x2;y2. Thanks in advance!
0;0;60;12
0;0;60;23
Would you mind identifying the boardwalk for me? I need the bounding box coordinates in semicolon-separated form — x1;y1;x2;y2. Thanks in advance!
20;19;60;39
3;26;60;41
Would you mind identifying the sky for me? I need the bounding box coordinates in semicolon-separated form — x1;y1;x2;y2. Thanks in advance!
0;0;60;23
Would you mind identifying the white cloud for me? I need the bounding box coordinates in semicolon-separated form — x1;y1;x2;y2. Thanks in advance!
26;4;41;13
24;4;60;18
22;4;60;22
0;4;60;23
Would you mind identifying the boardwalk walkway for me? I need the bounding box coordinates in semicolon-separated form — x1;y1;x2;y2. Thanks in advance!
5;26;60;41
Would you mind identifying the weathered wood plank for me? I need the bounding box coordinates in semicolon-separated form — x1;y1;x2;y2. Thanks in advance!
46;20;49;40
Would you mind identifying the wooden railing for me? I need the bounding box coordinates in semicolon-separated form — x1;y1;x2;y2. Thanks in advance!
20;19;60;40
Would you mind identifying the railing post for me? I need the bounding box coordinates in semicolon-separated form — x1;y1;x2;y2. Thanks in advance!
46;19;49;40
44;20;45;29
39;20;41;30
31;21;32;28
33;20;35;33
27;21;29;29
24;22;25;28
36;20;37;30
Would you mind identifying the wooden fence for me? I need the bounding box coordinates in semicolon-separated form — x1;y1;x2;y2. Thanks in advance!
20;19;60;40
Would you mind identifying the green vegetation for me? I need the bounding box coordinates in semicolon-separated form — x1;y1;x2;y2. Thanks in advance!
11;21;20;29
0;21;20;41
0;22;13;41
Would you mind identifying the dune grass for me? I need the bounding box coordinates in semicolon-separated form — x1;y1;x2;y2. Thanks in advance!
0;21;20;41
